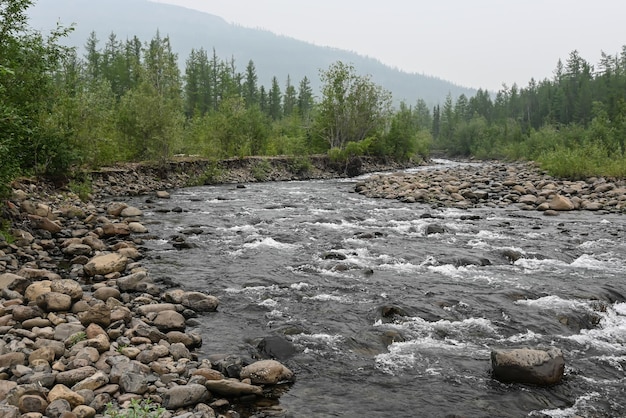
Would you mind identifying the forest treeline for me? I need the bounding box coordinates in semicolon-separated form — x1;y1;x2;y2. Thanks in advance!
2;0;626;197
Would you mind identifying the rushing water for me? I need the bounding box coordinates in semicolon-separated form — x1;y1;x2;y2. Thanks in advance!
127;160;626;418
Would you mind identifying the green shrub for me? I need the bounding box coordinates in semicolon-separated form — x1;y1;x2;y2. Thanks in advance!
105;399;165;418
288;155;312;176
251;159;272;181
188;160;223;185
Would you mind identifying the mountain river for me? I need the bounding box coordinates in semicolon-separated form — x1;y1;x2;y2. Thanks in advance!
126;160;626;418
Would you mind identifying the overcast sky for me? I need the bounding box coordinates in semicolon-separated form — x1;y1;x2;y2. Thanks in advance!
151;0;625;91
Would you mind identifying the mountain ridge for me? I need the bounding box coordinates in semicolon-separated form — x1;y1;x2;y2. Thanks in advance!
27;0;477;105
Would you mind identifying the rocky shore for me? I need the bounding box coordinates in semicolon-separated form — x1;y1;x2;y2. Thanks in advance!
0;181;296;417
0;155;417;418
355;160;626;214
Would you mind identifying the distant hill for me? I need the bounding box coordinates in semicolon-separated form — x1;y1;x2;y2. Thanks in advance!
27;0;476;106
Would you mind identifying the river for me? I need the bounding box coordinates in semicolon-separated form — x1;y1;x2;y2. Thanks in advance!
126;160;626;418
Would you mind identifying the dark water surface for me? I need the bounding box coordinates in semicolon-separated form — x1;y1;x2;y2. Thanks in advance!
128;161;626;418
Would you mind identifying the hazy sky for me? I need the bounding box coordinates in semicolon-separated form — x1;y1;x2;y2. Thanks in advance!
152;0;624;91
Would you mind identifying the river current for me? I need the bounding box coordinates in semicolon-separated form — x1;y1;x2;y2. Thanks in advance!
127;160;626;418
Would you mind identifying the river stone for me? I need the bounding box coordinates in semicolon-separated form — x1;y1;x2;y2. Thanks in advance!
548;194;575;211
36;292;73;312
12;305;44;322
152;310;186;331
72;371;109;392
72;404;96;418
48;384;85;408
116;271;150;292
204;379;263;397
120;206;142;217
54;323;85;342
128;222;148;233
162;384;209;409
28;347;56;365
0;380;18;401
0;405;19;418
62;244;92;257
81;236;106;251
181;291;219;312
192;368;224;381
27;214;62;233
50;279;84;302
491;347;565;385
45;399;72;418
78;302;111;328
83;253;128;277
106;202;128;217
18;268;62;281
56;366;98;387
257;335;296;360
92;286;121;301
25;280;52;302
0;352;26;368
136;303;177;316
0;272;30;293
102;222;131;236
240;359;295;385
119;371;148;394
18;393;48;414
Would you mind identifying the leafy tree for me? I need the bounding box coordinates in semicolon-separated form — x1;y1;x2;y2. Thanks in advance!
0;0;74;184
315;61;392;149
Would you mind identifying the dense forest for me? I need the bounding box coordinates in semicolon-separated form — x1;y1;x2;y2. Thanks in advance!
2;0;626;197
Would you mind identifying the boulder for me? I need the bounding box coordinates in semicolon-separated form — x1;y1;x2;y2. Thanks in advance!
152;310;186;332
50;279;84;302
48;384;84;409
491;347;565;385
181;291;219;312
548;194;575;211
120;206;142;217
204;379;262;397
36;292;73;312
83;253;127;277
162;384;209;409
240;359;295;385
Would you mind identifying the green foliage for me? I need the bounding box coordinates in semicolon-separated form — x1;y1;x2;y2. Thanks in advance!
315;61;392;149
104;399;164;418
188;160;223;185
287;155;312;176
68;331;87;346
251;159;272;181
0;220;15;244
68;174;93;202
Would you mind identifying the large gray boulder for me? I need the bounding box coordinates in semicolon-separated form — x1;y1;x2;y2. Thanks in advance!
491;347;565;385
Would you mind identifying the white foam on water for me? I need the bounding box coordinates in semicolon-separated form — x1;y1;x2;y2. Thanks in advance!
242;237;298;251
514;257;569;271
224;284;281;294
258;298;278;308
514;295;592;312
577;238;616;250
529;392;601;418
303;294;353;303
570;253;619;271
504;329;543;343
290;282;310;290
566;302;626;351
376;315;499;341
291;332;344;354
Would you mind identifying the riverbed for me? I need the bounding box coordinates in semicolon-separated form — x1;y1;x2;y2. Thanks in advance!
128;160;626;417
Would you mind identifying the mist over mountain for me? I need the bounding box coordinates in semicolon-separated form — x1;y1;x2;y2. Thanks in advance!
28;0;476;106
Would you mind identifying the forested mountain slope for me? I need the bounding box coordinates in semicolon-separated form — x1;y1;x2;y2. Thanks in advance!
28;0;476;105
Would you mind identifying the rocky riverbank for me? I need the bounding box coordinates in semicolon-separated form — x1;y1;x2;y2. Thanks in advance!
0;182;297;417
0;155;417;418
355;160;626;214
